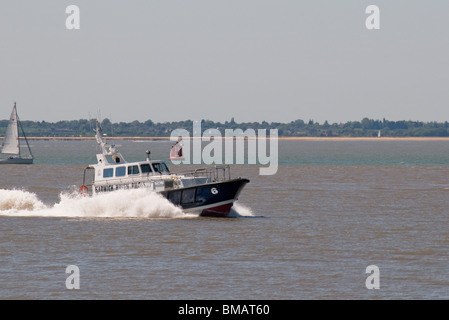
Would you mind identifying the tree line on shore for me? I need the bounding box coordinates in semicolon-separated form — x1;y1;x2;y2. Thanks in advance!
1;117;449;137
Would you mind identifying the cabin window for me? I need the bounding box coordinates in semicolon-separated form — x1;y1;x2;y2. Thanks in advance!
181;188;195;205
195;186;210;203
164;180;174;189
128;165;139;175
116;166;126;177
103;168;113;178
153;162;170;174
140;163;152;174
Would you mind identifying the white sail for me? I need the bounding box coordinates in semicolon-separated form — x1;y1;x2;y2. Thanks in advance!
1;105;20;155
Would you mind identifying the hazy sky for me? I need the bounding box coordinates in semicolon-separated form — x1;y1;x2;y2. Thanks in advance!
1;1;448;124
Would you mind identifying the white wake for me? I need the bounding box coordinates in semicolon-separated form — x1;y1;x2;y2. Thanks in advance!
0;188;255;219
0;188;192;219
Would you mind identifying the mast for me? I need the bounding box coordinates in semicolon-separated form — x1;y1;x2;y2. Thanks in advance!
14;102;19;157
94;119;126;163
95;120;109;155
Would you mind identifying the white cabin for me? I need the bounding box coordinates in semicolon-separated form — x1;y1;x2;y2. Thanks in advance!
81;120;227;196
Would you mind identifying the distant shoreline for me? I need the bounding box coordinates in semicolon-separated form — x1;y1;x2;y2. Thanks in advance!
6;136;449;141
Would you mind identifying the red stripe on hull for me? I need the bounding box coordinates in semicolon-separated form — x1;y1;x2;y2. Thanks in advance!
200;203;233;218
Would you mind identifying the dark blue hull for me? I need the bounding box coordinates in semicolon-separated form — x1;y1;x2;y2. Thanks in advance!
160;178;250;217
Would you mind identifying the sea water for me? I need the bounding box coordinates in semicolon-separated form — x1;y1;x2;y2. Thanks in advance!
1;139;449;299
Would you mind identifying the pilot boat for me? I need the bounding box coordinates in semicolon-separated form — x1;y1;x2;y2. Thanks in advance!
80;121;249;217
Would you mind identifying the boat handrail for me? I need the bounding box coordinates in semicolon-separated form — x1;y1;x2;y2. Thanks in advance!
172;165;232;182
92;174;173;185
83;165;233;191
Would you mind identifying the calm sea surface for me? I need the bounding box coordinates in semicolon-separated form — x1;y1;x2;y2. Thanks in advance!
1;139;449;299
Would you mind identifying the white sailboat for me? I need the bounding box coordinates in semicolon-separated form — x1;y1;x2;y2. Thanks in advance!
0;103;34;164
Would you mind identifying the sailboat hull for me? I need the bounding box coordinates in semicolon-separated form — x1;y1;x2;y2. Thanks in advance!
0;157;33;164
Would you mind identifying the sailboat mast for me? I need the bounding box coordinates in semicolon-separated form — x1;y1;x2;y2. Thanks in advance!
14;102;20;157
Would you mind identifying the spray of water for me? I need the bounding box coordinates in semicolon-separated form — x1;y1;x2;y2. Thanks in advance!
0;188;192;219
0;188;255;219
229;202;255;217
0;189;47;212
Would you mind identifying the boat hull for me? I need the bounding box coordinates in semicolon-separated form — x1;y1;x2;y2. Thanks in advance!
0;157;33;164
160;178;250;217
